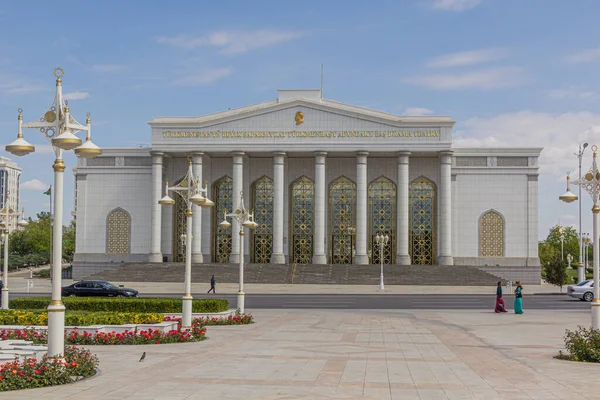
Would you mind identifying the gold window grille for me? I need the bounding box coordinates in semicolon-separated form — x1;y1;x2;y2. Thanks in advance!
251;176;274;263
409;176;436;265
106;208;131;254
290;176;315;264
368;176;396;265
479;210;504;257
171;176;189;262
212;176;233;263
329;176;356;264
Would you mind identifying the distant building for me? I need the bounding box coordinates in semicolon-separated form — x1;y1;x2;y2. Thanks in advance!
0;156;22;231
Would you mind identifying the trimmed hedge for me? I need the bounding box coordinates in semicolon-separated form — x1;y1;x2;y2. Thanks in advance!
10;297;229;313
0;310;164;326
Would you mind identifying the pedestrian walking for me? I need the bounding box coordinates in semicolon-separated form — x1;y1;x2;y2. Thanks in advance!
494;281;507;313
514;281;524;314
207;275;216;294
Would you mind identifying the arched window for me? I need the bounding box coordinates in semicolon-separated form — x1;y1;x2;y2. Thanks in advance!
106;208;131;254
409;177;436;265
251;176;274;263
479;210;504;257
212;176;233;263
290;176;315;264
329;176;356;264
369;176;396;265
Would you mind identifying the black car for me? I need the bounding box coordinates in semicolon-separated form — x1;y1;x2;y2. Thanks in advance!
61;280;138;297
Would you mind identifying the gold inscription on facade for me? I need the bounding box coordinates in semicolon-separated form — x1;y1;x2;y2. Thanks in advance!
162;130;440;139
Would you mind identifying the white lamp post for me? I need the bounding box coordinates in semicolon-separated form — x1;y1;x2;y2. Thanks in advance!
5;68;102;357
567;253;573;270
0;201;28;309
558;226;565;261
219;191;257;313
375;234;389;291
571;144;600;330
158;156;213;329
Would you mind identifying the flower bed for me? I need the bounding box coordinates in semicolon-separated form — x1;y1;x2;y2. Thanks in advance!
0;346;98;392
10;297;229;313
0;310;164;326
1;326;207;346
164;313;254;328
558;326;600;362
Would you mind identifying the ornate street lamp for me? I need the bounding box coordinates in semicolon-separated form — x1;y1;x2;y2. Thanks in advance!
571;144;600;330
0;198;28;309
158;157;213;329
5;68;102;356
220;191;257;313
375;234;389;291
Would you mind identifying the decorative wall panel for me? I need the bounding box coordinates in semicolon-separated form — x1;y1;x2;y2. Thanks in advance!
251;176;274;263
479;210;504;257
106;208;131;254
329;176;356;264
409;177;436;265
290;176;315;264
368;176;396;264
212;176;233;263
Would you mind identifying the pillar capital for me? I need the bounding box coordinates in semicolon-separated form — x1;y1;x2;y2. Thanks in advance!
314;151;327;164
397;151;410;164
273;151;286;164
439;150;454;164
356;151;368;164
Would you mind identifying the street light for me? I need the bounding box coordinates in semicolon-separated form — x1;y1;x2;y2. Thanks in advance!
558;226;565;261
158;157;213;329
0;203;28;310
220;191;257;314
5;68;102;357
375;234;389;290
571;144;600;330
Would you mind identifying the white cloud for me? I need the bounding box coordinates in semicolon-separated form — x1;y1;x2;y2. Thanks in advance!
404;107;434;116
63;91;90;100
91;64;125;72
454;110;600;179
156;30;306;54
171;67;233;86
405;67;525;90
21;179;48;191
427;0;482;11
548;86;598;100
427;48;506;68
566;47;600;64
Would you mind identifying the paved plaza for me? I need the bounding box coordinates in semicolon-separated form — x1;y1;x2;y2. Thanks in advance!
1;308;596;400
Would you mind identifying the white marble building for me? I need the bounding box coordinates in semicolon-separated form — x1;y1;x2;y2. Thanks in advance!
73;89;542;282
0;156;22;232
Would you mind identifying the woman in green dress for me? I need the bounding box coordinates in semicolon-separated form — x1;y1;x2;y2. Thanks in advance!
514;281;523;314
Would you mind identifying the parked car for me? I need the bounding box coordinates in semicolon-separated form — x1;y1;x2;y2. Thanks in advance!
61;280;138;297
567;280;594;302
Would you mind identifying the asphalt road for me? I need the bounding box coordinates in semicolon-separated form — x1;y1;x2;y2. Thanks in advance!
8;293;592;310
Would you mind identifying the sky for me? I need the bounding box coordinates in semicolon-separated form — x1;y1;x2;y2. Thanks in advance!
1;0;600;241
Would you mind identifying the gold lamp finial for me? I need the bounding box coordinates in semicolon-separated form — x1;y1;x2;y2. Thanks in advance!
54;67;64;86
593;144;598;158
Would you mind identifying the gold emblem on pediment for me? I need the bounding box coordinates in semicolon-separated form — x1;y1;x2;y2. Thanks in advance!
295;111;304;125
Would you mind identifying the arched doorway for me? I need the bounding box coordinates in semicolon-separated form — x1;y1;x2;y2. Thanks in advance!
171;177;189;262
329;176;356;264
290;176;315;264
409;176;436;265
479;210;504;257
251;176;274;263
212;176;233;263
368;176;396;265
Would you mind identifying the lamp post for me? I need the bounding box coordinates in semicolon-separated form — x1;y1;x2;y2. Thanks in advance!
0;201;28;309
5;68;102;356
558;226;565;261
375;234;389;291
571;144;600;330
158;157;213;329
219;191;257;314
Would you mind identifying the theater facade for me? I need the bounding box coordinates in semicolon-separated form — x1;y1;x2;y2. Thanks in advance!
73;89;542;283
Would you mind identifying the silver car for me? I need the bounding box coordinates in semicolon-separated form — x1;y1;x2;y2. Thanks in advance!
567;280;595;302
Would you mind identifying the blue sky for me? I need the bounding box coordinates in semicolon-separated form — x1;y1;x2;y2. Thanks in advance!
2;0;600;240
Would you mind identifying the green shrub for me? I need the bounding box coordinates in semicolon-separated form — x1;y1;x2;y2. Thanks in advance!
0;310;163;326
33;269;51;278
10;297;229;313
563;326;600;362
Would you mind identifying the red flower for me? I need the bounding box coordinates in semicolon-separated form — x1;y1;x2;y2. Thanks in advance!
34;370;40;375
155;340;160;344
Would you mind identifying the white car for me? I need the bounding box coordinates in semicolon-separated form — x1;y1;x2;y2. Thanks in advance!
567;280;594;302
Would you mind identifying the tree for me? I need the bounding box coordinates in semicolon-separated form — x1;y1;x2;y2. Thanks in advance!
545;254;569;292
540;225;580;267
538;241;558;268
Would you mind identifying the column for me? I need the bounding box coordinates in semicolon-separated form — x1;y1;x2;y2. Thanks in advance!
396;151;411;265
149;151;163;263
355;152;368;264
271;152;286;263
313;152;327;264
230;152;244;263
438;151;454;266
191;152;203;264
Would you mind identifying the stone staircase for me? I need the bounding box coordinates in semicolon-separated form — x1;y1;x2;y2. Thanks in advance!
82;262;503;286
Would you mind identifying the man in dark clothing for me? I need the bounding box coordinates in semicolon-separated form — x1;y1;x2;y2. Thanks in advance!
495;281;507;312
208;275;216;294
